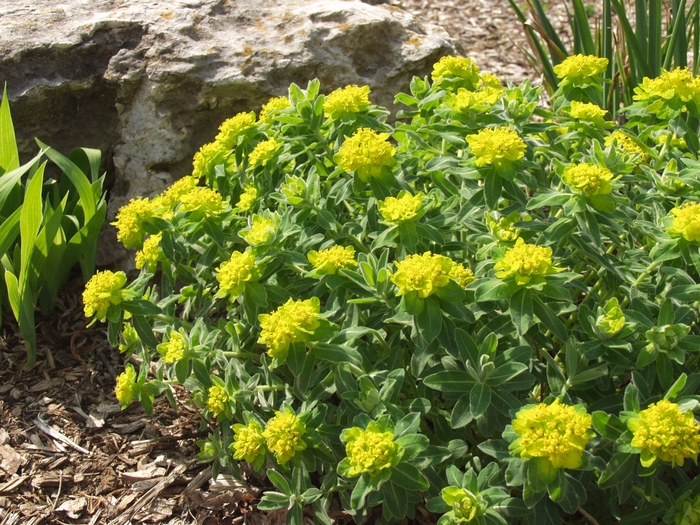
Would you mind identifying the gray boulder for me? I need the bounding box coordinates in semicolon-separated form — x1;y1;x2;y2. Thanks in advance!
0;0;459;263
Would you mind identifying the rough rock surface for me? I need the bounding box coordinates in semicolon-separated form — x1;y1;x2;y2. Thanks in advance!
0;0;459;244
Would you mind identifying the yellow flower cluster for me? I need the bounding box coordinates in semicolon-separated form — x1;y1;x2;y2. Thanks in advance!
215;250;260;301
192;141;230;179
605;131;646;161
260;96;291;122
248;137;281;167
510;399;595;470
307;245;358;275
553;54;608;86
206;385;229;417
324;85;371;119
628;399;700;467
445;87;502;112
215;111;257;149
134;233;164;272
115;367;137;405
568;101;607;125
378;192;424;223
634;68;700;112
449;263;476;288
236;186;258;212
231;420;266;464
258;298;321;360
240;215;276;245
159;176;200;208
112;197;157;249
336;128;396;182
667;202;700;243
494;238;562;286
343;423;401;476
442;487;480;523
466;127;526;168
432;56;481;89
391;252;456;298
561;163;614;196
179;187;225;215
262;409;307;464
83;270;127;321
161;332;186;363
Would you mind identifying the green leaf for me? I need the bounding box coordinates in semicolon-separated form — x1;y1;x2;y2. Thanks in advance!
509;287;533;336
415;296;442;343
0;85;19;172
390;463;429;491
485;362;528;386
132;315;160;349
451;394;474;428
598;452;636;488
311;343;363;366
469;383;492;418
484;171;502;209
381;481;407;519
526;191;572;210
474;278;515;301
245;281;268;307
121;299;163;316
424;371;477;392
533;297;568;341
664;373;687;400
592;411;627;440
267;469;292;495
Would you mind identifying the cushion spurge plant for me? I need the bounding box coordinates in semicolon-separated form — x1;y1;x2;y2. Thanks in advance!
92;53;700;525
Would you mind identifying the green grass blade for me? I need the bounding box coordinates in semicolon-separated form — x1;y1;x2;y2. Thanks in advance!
572;0;596;55
0;207;21;259
0;85;19;173
649;0;662;75
636;0;649;65
18;162;45;297
603;0;614;113
663;0;688;70
694;0;700;74
526;0;569;59
610;0;653;78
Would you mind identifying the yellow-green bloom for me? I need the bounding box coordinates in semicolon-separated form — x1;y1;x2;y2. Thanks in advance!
324;85;371;119
442;487;482;523
258;298;321;360
115;366;138;406
134;233;164;272
281;176;306;204
605;131;646;161
449;263;475;288
83;270;127;321
179;187;225;215
561;162;614;196
236;186;258;212
634;68;700;115
553;54;608;86
215;250;261;301
595;298;625;338
192;141;230;179
510;399;595;470
307;245;358;275
215;111;257;149
206;385;229;418
342;422;402;477
240;215;276;245
479;73;502;89
260;96;291;122
445;87;502;112
668;202;700;243
432;56;481;89
159;176;200;208
494;238;563;286
378;192;424;223
391;252;455;298
466;127;526;169
336;127;396;182
160;332;186;364
248;137;281;167
485;211;522;242
568;100;608;125
263;408;307;464
231;420;266;464
628;399;700;467
118;324;140;354
676;494;700;525
112;197;157;249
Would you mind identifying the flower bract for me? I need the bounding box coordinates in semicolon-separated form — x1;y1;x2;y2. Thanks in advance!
135;233;164;272
307;245;358;275
668;202;700;243
83;270;127;321
342;422;403;477
263;408;307;464
432;56;481;90
561;162;614;196
391;252;454;298
466;126;526;170
258;298;321;360
236;186;258;212
378;192;424;223
240;215;276;245
160;332;186;364
112;197;157;249
115;366;138;406
494;238;563;286
336;127;396;182
215;112;257;149
553;54;608;86
215;250;261;301
231;420;266;464
248;137;281;167
324;85;371;119
206;385;229;418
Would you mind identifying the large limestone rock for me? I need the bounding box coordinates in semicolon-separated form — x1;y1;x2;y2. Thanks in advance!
0;0;459;262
